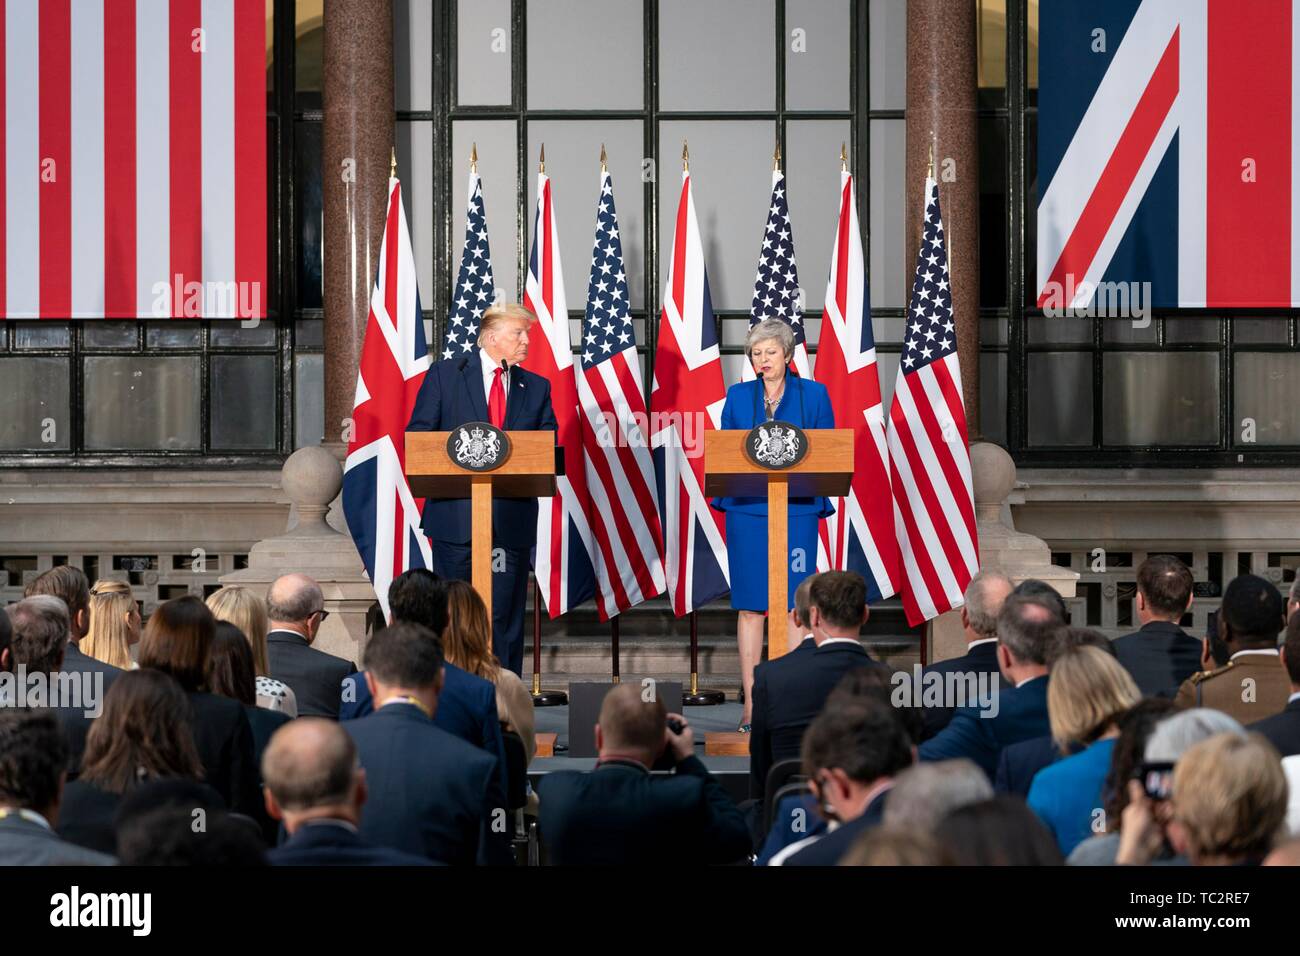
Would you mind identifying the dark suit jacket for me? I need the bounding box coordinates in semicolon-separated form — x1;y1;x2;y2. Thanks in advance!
782;785;891;866
0;813;116;865
55;780;123;855
920;639;1003;741
344;702;507;866
266;629;356;718
537;756;751;866
1113;621;1203;699
407;348;558;548
750;641;886;799
187;691;262;818
268;820;439;866
1250;697;1300;758
994;733;1075;796
918;675;1051;779
54;643;123;777
245;705;292;769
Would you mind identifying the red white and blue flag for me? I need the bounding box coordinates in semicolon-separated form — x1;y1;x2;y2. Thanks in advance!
577;168;666;619
742;168;811;381
1038;0;1299;308
888;174;978;626
522;170;598;617
650;169;729;616
343;178;432;619
442;166;496;355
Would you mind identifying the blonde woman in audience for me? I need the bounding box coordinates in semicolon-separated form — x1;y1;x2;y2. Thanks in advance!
207;585;298;716
82;580;141;670
443;580;536;763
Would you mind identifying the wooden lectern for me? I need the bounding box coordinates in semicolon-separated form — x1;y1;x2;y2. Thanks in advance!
704;428;853;659
404;430;557;624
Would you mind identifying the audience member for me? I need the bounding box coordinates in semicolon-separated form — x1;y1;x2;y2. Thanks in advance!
1112;555;1200;698
0;710;115;865
116;804;266;866
343;623;507;865
208;585;298;715
264;573;355;717
137;596;261;818
1027;645;1141;854
919;590;1062;776
749;570;888;799
841;825;951;866
1289;579;1300;622
0;605;10;672
919;570;1012;741
537;683;750;865
775;698;914;866
25;566;123;696
882;759;994;831
1176;574;1289;721
936;796;1064;865
82;580;140;671
1011;578;1070;622
1248;610;1300;757
208;622;292;769
263;719;434;866
56;669;211;855
786;575;819;654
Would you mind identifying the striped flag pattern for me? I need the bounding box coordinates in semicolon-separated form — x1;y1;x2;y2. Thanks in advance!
442;166;495;357
742;167;811;381
2;0;266;319
887;173;979;626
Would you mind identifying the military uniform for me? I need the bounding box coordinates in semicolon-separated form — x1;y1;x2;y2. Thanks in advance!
1174;650;1290;725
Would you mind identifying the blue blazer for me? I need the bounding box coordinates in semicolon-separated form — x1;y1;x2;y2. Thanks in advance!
268;821;439;867
711;376;836;518
918;675;1051;779
407;348;559;548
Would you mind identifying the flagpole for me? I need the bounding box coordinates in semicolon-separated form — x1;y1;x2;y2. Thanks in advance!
682;610;725;706
611;615;620;684
531;578;567;706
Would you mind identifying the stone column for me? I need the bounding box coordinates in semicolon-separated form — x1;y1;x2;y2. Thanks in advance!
906;0;980;436
322;0;394;456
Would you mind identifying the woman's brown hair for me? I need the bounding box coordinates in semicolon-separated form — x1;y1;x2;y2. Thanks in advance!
208;621;258;707
137;595;215;693
442;580;499;681
80;669;204;794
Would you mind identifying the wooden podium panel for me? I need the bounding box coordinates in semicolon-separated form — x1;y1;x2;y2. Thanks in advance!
405;431;558;499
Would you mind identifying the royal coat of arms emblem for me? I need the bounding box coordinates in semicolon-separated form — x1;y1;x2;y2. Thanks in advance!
744;420;807;470
448;422;510;472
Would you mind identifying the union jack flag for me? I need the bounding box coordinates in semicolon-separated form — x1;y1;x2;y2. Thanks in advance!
443;167;495;358
650;169;729;616
742;168;811;380
577;168;666;619
343;178;433;619
888;173;978;626
812;169;899;600
521;169;598;617
1038;0;1298;309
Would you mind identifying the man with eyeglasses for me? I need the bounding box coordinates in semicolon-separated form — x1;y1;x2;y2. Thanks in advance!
265;573;356;718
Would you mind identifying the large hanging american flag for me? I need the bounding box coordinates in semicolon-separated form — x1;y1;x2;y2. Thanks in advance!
1;0;265;319
343;178;433;620
650;166;729;616
521;166;598;617
443;165;496;357
742;166;811;381
813;168;899;601
577;165;665;620
887;173;978;626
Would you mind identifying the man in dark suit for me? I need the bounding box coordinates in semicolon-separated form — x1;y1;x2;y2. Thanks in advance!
920;569;1013;741
1113;554;1202;698
407;302;558;676
265;573;356;718
776;698;914;866
537;683;750;865
24;566;123;721
0;710;115;865
749;571;888;800
264;718;435;866
344;623;509;865
919;590;1063;779
1249;610;1300;757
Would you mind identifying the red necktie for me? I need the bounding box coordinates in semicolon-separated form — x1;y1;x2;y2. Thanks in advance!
488;366;506;428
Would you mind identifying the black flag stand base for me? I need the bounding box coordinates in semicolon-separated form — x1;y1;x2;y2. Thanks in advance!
681;610;726;706
530;578;568;707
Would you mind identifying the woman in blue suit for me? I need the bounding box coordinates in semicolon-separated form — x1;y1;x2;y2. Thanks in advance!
712;319;835;732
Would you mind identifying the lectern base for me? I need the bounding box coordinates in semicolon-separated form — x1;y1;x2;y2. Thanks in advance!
531;688;569;707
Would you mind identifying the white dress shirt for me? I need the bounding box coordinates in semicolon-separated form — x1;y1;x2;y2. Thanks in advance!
480;348;511;407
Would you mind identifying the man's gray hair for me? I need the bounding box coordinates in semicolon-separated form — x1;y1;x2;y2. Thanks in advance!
745;318;795;362
964;569;1014;637
1144;708;1246;763
266;574;323;624
882;760;993;830
5;595;70;673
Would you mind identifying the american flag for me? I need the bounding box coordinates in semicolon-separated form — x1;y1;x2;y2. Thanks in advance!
577;167;666;619
343;178;433;620
521;169;598;617
1;0;265;319
887;173;978;626
743;168;810;380
650;168;729;616
813;169;899;600
443;168;495;358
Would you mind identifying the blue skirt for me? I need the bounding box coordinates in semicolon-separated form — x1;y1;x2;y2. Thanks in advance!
725;510;820;612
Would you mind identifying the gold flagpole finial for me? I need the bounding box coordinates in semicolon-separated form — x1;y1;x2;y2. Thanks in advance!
773;139;781;172
539;143;545;174
390;147;397;180
599;143;607;173
470;142;478;174
840;142;848;172
927;132;935;179
682;140;689;172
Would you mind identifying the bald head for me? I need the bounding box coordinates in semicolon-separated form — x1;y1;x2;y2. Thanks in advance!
963;570;1014;640
262;718;358;815
266;574;324;637
597;683;666;763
